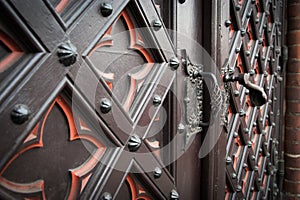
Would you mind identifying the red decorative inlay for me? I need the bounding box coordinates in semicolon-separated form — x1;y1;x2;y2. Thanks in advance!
0;96;106;199
0;31;23;73
126;175;152;200
88;10;154;112
55;0;70;14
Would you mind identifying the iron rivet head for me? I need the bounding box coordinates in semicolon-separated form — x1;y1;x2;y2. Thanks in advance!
251;155;256;160
235;5;241;11
243;128;249;134
251;187;254;191
153;95;162;106
178;123;185;134
262;130;266;135
255;53;259;58
237;185;242;192
154;167;162;178
234;90;240;97
246;12;251;18
263;24;267;29
245;89;249;94
178;0;186;4
170;189;179;200
233;132;239;138
253;122;257;126
265;11;270;16
243;163;248;168
152;19;162;31
235;47;240;53
258;38;263;44
248;141;252;147
259;117;263;122
225;19;231;27
254;166;259;171
169;57;179;70
100;3;113;17
245;51;250;56
255;18;259;24
232;173;237;179
100;98;111;113
102;192;112;200
261;56;265;61
240;28;246;36
128;134;141;152
226;157;232;164
249;69;255;75
239;109;246;117
11;104;30;124
57;41;77;66
251;0;256;4
272;122;276;127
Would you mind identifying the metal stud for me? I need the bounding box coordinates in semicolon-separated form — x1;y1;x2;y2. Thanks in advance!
152;19;162;31
233;132;239;138
249;69;255;75
128;134;142;152
100;98;111;113
235;47;240;53
243;163;248;168
258;38;263;44
243;128;249;134
251;0;256;4
178;0;186;4
154;167;162;178
11;104;30;124
251;155;256;160
232;173;237;179
245;50;250;56
248;141;252;147
240;28;246;37
237;185;242;192
153;95;162;106
239;109;246;117
178;123;185;134
100;3;113;17
234;90;240;97
170;189;179;200
254;166;259;171
57;41;77;66
169;57;179;70
235;5;241;11
225;19;231;27
226;157;232;164
102;192;112;200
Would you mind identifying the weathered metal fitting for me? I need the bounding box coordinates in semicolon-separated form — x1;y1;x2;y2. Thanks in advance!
11;104;31;124
100;3;113;17
100;98;112;113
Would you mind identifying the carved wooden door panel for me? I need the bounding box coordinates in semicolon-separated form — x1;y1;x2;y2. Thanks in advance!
224;0;285;199
0;0;189;199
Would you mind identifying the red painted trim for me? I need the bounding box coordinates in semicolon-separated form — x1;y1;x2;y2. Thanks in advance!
55;0;70;14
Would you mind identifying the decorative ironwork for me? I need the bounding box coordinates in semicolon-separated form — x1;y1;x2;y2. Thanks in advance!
128;134;142;152
57;41;77;66
10;104;30;124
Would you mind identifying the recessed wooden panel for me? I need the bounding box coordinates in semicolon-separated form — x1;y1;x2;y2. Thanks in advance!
0;96;106;199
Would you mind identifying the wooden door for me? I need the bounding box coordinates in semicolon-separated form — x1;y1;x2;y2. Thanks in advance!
224;0;285;199
0;0;205;199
